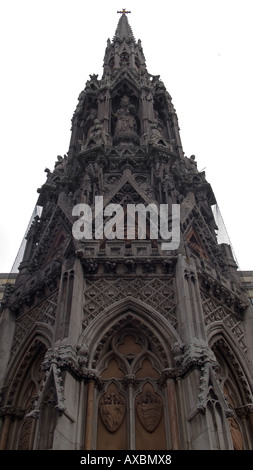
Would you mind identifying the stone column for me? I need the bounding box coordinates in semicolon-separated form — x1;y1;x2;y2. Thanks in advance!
84;380;95;450
248;411;253;435
124;375;136;450
175;254;207;345
174;255;215;449
54;258;84;343
242;304;253;365
16;217;39;284
166;378;180;450
0;415;11;450
68;116;79;158
140;89;154;136
129;43;135;68
238;405;253;440
0;307;16;391
54;263;74;342
170;111;184;158
98;89;111;136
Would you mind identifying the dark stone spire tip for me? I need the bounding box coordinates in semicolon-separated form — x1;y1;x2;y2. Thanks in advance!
114;11;135;42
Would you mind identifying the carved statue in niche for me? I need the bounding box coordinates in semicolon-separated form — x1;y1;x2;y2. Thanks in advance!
113;95;139;145
120;52;129;66
115;96;137;134
84;160;103;198
149;110;167;147
80;119;106;150
152;160;171;203
149;122;166;145
99;392;126;433
136;390;162;432
84;108;97;129
154;110;165;133
54;155;67;174
189;154;198;171
79;108;98;149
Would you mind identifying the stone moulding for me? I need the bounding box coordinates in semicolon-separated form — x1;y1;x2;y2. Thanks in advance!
1;259;62;314
42;344;103;388
199;271;249;317
201;290;247;354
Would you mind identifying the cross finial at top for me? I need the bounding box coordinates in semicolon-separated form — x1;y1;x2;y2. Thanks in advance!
117;8;131;15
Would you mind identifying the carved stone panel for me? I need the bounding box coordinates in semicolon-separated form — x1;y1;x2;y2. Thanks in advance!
135;383;166;450
83;277;177;329
201;290;247;353
99;392;126;433
97;382;127;450
136;390;162;432
12;291;58;359
97;328;167;450
17;417;34;450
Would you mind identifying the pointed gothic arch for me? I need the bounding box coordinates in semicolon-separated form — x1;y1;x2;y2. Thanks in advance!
4;323;52;393
186;226;208;260
80;296;181;369
94;324;169;449
34;371;59;450
80;297;181;449
0;324;53;450
1;339;47;449
6;322;53;386
206;386;228;449
207;325;253;401
208;332;253;449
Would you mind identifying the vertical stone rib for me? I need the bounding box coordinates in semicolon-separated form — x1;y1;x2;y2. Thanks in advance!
84;380;95;450
166;378;180;449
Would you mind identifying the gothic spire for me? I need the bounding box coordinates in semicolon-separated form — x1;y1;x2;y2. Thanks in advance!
114;11;135;42
102;11;146;78
68;10;184;158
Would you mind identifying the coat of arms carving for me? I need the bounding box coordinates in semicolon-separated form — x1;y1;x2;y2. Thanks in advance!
99;392;126;433
136;390;163;432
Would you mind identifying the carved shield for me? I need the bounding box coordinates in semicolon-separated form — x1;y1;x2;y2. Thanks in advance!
136;391;162;432
99;393;125;433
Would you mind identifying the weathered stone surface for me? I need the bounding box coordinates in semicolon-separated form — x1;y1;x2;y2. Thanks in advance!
0;12;252;451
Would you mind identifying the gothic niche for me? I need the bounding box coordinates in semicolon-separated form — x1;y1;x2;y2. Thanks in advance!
37;384;58;450
12;343;46;450
149;109;168;147
135;57;140;70
120;51;129;67
109;57;115;70
214;349;249;450
224;381;245;450
112;94;140;146
78;106;106;151
186;228;207;260
96;328;167;450
17;382;38;450
84;119;106;149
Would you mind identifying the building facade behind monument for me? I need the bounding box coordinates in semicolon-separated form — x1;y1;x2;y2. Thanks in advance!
0;12;253;450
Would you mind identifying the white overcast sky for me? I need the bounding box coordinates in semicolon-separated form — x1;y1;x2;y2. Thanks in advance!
0;0;253;273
